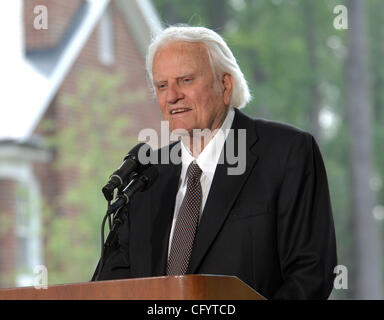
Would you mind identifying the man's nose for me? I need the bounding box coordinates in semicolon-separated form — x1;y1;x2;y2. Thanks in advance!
166;83;183;104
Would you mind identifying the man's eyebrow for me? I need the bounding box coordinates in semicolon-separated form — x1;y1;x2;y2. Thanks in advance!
154;79;167;86
178;73;194;79
154;74;195;85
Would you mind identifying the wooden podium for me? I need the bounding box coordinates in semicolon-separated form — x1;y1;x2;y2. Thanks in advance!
0;275;265;300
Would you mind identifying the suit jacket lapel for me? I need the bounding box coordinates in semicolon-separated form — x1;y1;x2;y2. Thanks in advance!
150;145;182;276
187;109;259;273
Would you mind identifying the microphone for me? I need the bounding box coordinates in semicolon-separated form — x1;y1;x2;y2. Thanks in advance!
107;165;159;214
102;143;152;201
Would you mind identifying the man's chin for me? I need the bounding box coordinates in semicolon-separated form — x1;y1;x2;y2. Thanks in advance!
170;128;192;139
168;122;193;135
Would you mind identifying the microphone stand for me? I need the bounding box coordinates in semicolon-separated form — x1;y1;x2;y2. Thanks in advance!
91;165;157;281
91;198;130;281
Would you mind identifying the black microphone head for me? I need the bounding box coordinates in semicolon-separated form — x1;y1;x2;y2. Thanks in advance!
102;143;152;201
102;182;116;201
115;143;153;182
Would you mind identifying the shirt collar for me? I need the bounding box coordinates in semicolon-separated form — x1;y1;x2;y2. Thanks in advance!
179;107;235;182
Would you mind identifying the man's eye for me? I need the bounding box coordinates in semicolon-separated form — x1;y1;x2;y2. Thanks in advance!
158;84;167;90
183;78;192;83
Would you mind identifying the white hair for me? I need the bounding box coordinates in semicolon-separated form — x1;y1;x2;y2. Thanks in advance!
146;25;251;109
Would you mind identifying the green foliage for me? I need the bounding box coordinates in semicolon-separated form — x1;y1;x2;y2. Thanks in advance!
368;0;384;209
0;212;13;239
42;67;145;285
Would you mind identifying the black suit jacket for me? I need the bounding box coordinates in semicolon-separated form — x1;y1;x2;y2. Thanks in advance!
97;108;337;299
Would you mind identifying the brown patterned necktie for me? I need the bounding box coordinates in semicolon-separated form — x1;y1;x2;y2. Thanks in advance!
167;161;203;275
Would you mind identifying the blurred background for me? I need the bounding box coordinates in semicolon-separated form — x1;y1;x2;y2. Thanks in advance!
0;0;382;300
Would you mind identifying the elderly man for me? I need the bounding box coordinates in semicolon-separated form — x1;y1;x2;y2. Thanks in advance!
96;26;337;300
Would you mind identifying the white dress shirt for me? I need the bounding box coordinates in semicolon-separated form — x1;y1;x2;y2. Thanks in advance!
168;107;235;256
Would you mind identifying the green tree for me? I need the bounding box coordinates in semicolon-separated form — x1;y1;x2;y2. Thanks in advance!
345;0;382;299
43;67;145;284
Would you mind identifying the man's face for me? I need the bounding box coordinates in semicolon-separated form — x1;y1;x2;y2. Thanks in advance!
152;41;231;134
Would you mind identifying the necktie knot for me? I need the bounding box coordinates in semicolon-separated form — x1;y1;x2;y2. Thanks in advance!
187;162;202;182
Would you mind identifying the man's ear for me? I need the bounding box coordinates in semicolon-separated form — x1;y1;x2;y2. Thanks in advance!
222;73;234;106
